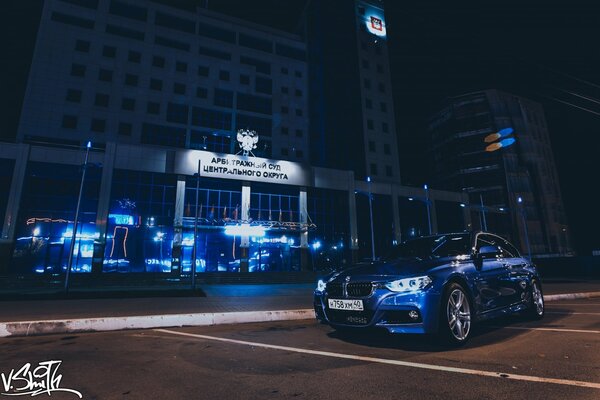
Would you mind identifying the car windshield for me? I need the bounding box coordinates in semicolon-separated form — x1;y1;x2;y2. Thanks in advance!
383;233;471;261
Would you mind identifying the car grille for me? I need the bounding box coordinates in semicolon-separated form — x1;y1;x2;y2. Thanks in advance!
326;282;374;298
325;309;375;326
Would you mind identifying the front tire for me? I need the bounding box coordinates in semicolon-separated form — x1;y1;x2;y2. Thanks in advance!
439;283;473;346
526;279;545;320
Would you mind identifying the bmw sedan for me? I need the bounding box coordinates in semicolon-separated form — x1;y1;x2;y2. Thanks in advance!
314;232;545;345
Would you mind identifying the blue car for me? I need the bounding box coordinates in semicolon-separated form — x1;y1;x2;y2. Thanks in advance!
314;232;545;345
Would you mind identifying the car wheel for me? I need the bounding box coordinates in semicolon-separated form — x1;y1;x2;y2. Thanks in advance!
526;279;545;320
439;283;473;346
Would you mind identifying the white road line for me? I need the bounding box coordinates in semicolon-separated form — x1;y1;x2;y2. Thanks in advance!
500;326;600;334
154;328;600;390
547;304;600;306
546;311;600;316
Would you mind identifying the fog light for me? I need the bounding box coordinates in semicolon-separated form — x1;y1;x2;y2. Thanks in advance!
408;310;419;320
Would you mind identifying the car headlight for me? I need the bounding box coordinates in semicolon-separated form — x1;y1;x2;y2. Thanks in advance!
316;279;326;293
384;276;432;293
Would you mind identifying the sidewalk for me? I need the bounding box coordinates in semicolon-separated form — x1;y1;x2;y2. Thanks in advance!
1;280;599;338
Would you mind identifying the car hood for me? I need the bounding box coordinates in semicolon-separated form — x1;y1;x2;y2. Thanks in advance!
333;257;455;280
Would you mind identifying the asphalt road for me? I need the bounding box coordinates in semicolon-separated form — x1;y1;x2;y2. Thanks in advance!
1;299;599;400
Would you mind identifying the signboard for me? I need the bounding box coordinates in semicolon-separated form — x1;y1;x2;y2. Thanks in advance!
359;2;387;38
175;150;312;187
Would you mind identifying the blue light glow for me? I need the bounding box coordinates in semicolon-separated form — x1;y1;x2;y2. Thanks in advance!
499;138;516;148
312;241;322;250
498;127;514;137
86;141;92;148
224;224;266;237
109;214;135;226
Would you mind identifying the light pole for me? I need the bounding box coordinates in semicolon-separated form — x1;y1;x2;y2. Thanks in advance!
367;177;376;261
517;196;532;260
479;193;488;231
424;184;432;235
191;160;201;291
65;141;91;293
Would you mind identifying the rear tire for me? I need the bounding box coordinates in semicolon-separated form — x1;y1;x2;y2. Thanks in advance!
526;279;544;320
438;283;473;346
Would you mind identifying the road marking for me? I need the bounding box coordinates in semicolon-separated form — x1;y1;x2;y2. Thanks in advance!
155;328;600;390
546;311;600;316
500;326;600;334
547;303;600;306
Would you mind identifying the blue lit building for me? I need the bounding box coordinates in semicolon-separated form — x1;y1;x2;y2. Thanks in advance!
0;0;471;275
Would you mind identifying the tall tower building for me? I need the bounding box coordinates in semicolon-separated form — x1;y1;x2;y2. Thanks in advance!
307;0;401;182
429;89;572;255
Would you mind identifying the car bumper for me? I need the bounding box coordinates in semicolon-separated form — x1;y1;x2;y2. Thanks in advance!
314;288;442;335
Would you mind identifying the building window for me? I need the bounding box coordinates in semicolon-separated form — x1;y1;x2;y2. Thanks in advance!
361;41;368;51
147;102;160;115
281;67;288;74
74;39;90;52
370;163;378;176
118;122;132;136
294;70;302;78
281;106;289;114
196;87;207;98
386;165;393;177
150;78;162;91
102;45;116;58
61;115;77;129
295;89;302;97
281;148;288;156
281;86;289;94
364;79;371;89
365;98;372;109
380;102;387;113
128;50;141;63
384;143;391;155
214;89;233;108
240;74;250;85
367;119;374;129
91;118;106;132
368;141;375;152
176;61;187;73
295;149;303;158
65;89;82;103
255;77;272;94
295;129;303;137
378;83;386;93
376;64;384;73
382;122;389;133
281;127;288;135
98;68;112;82
70;63;86;77
375;46;382;55
219;70;230;81
197;65;209;77
121;97;135;111
152;56;165;68
362;59;369;69
124;73;138;87
173;83;186;95
94;93;109;107
358;6;365;15
295;109;303;117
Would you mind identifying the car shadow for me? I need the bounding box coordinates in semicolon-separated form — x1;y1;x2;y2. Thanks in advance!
326;308;572;352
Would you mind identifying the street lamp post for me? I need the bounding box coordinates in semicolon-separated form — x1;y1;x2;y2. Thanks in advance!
424;184;432;235
191;160;201;291
367;177;376;261
518;196;532;260
479;194;488;231
65;141;91;293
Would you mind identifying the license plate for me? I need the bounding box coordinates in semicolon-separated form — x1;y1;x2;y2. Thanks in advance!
328;299;364;311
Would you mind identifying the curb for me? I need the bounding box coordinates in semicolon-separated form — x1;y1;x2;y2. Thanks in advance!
0;309;314;338
1;291;599;338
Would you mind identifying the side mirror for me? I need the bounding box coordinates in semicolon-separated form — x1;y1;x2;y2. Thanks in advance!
477;245;499;259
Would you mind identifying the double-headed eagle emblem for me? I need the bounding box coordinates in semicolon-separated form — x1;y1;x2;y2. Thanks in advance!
236;129;259;157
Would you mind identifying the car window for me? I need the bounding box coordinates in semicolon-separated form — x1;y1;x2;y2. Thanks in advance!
476;234;504;258
501;239;521;258
384;234;471;261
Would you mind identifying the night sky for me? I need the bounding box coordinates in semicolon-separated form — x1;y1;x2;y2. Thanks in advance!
2;0;599;253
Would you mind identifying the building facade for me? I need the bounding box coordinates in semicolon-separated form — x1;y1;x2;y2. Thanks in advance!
307;0;401;183
429;89;572;256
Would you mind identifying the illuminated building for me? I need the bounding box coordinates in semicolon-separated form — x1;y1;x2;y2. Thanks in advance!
428;90;573;255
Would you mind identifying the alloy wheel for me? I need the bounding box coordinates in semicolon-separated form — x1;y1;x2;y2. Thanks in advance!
447;288;471;341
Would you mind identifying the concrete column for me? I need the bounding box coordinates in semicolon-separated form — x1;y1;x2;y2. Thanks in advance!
391;185;401;245
299;188;309;270
347;172;359;262
239;183;251;272
171;177;187;274
430;199;439;235
91;143;116;274
1;144;30;242
0;144;29;272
